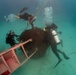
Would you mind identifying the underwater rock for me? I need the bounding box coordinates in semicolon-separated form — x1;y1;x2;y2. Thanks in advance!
19;28;49;58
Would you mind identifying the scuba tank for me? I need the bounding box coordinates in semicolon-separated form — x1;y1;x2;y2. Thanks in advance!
51;29;60;44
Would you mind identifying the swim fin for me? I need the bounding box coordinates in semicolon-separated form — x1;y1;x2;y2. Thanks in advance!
53;59;62;69
63;52;70;60
20;7;28;13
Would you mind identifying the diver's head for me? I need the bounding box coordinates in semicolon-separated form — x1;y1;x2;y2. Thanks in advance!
50;23;58;30
9;30;15;35
45;23;58;30
45;25;51;30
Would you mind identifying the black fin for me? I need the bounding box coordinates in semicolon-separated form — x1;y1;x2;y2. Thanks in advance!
63;52;70;60
53;59;62;69
20;7;28;13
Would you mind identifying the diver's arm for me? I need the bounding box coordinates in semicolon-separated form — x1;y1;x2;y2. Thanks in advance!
57;31;62;35
54;29;62;35
15;15;20;19
14;34;20;37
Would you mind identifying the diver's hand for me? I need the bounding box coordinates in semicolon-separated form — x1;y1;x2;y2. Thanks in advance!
58;31;62;35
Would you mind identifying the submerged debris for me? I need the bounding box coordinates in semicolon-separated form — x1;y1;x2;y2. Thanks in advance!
19;28;49;58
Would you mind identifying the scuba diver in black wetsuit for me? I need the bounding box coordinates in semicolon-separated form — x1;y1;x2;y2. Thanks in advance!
16;13;36;29
6;30;19;47
44;23;70;68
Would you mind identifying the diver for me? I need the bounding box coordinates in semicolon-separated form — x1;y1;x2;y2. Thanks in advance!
16;13;36;29
45;23;63;46
6;30;19;47
44;23;70;68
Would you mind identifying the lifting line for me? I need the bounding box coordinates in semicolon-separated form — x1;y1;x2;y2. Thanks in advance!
34;0;49;17
27;0;49;28
30;0;49;23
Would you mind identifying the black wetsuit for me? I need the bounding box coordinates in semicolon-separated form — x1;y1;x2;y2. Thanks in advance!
45;30;61;60
45;30;69;61
19;13;31;20
6;33;18;47
19;13;35;28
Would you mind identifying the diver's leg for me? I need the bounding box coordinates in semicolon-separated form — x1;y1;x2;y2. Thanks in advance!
50;43;63;68
51;44;62;68
31;23;34;29
57;49;70;60
10;42;16;47
51;44;62;61
57;39;63;47
60;39;63;47
57;49;63;54
29;19;34;29
29;16;36;29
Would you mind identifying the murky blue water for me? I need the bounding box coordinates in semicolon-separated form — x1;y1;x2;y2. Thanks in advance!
0;0;76;75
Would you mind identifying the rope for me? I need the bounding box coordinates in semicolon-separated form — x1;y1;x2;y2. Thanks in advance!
34;0;49;17
27;0;49;27
30;0;49;24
